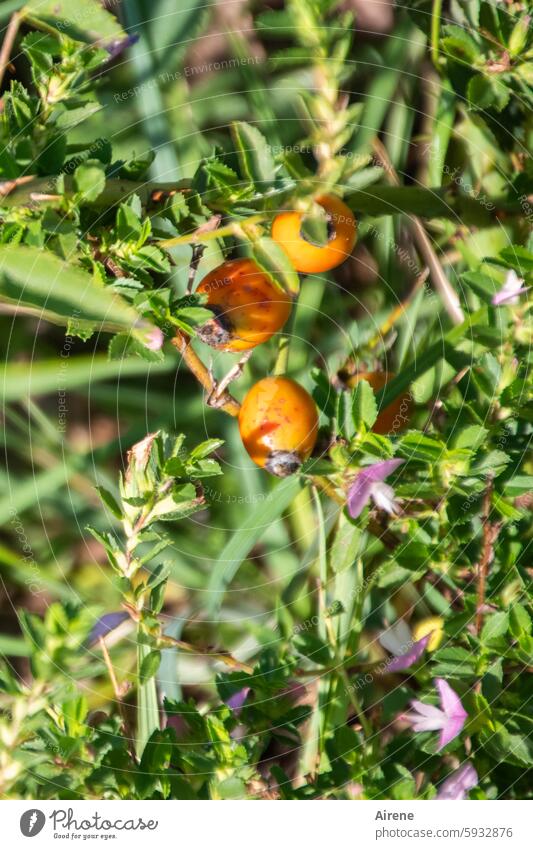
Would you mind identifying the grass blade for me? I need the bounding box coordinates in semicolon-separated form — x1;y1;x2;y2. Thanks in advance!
206;476;303;614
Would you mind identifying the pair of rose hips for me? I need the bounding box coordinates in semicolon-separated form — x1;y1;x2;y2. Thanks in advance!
194;195;408;476
196;195;357;353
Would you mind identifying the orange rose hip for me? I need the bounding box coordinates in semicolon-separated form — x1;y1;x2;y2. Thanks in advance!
271;194;356;274
238;377;319;477
196;258;291;352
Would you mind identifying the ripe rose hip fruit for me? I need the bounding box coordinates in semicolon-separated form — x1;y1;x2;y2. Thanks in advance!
348;371;412;435
271;194;357;274
196;258;291;351
238;376;319;476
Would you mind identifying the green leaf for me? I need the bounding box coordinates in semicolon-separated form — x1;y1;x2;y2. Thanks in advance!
461;271;500;303
293;633;331;666
145;564;171;591
351;379;378;432
189;439;224;461
74;160;106;203
516;62;533;86
472;450;510;477
441;26;480;63
509;604;531;638
0;353;174;401
498;246;533;274
504;476;533;497
330;515;362;574
508;16;530;56
453;426;488;451
23;0;126;45
108;332;164;364
481;612;509;644
248;237;300;296
116;203;143;242
432;646;477;679
139;649;162;684
231;121;276;187
399;432;446;462
479;722;533;767
0;245;138;329
216;777;247;800
95;486;123;520
467;74;510;112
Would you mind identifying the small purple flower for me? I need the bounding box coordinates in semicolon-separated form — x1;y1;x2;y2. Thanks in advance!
347;458;404;519
87;611;130;647
105;34;140;60
491;270;530;306
379;619;431;672
437;762;478;800
404;678;467;751
225;687;250;714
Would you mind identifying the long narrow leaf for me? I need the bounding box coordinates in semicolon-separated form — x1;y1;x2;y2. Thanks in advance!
0;245;138;328
207;476;303;614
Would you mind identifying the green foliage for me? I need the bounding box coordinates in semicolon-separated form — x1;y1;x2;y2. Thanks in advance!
0;0;532;803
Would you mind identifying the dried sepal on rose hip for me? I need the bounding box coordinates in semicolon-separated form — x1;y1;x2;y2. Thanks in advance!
238;376;318;477
195;258;292;352
271;194;357;274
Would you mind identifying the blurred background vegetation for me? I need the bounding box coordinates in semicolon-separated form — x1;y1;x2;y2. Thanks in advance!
0;0;530;728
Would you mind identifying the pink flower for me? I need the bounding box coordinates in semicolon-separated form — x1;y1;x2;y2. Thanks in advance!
437;762;478;800
347;458;404;519
379;619;431;672
134;320;165;351
492;270;530;306
144;326;164;351
404;678;467;751
225;687;250;714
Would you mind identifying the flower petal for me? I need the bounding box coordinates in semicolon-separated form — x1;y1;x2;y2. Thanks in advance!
404;713;445;733
363;457;405;483
348;459;404;518
492;270;530;306
437;763;478;800
371;482;399;514
387;634;430;671
379;619;412;656
410;700;445;721
347;476;374;519
87;611;130;647
438;713;466;750
435;678;467;721
226;687;250;713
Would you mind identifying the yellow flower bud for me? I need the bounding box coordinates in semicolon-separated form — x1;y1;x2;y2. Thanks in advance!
412;616;444;652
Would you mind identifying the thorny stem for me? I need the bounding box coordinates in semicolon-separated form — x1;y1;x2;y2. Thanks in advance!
0;11;21;91
99;637;136;760
210;350;252;403
171;330;241;417
372;139;465;325
475;479;502;634
185;244;204;294
159;214;266;249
